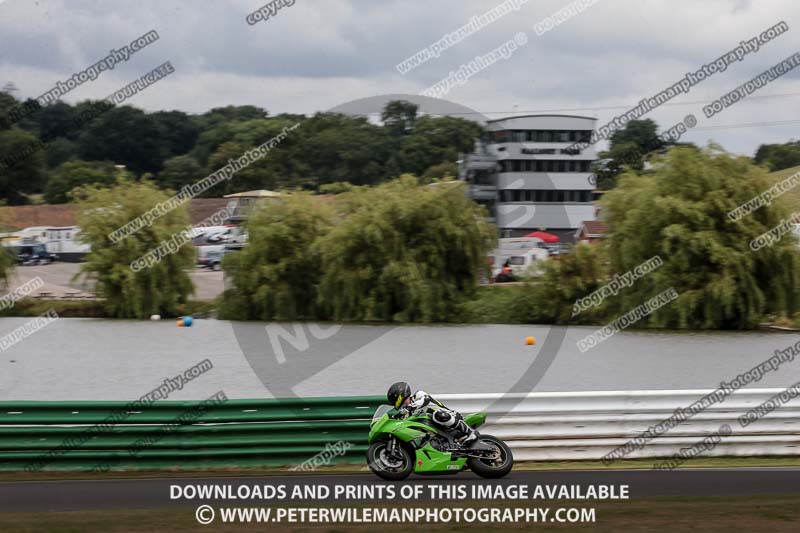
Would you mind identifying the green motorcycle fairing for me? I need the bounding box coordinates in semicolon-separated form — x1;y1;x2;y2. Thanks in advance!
464;412;487;428
368;408;487;474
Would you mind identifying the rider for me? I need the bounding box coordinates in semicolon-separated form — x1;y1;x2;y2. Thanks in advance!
386;381;477;445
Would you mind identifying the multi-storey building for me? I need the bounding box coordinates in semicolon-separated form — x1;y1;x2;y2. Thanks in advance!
459;114;598;242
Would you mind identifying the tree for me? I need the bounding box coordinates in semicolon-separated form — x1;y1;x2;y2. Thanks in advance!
0;91;18;128
194;105;268;130
43;137;78;169
44;160;118;204
156;155;203;190
602;145;799;329
151;110;200;159
191;115;291;170
608;119;663;153
319;181;356;194
35;102;79;140
77;106;166;175
221;178;495;322
392;116;482;177
0;128;47;204
0;211;15;289
595;119;665;188
381;100;418;136
294;113;390;187
74;179;195;318
421;161;458;182
518;243;610;324
220;194;333;320
317;177;495;321
0;94;40;133
754;140;800;172
205;118;305;195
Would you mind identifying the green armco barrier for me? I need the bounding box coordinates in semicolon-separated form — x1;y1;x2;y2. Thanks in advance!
0;396;384;424
0;396;386;472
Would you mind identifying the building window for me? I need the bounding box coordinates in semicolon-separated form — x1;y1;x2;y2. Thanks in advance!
512;131;526;142
557;131;570;142
507;189;595;203
494;157;595;175
493;130;509;142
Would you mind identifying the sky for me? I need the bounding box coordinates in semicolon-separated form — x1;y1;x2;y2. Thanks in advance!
0;0;798;156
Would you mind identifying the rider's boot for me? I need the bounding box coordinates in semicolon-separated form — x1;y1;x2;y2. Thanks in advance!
454;420;478;447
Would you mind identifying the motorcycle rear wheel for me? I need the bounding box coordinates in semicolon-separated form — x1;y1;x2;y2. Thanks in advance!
367;441;413;481
467;435;513;479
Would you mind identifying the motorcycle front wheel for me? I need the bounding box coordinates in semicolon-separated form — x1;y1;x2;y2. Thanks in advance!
467;435;513;479
367;441;413;481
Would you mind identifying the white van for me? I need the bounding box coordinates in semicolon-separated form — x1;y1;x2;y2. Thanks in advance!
489;238;550;280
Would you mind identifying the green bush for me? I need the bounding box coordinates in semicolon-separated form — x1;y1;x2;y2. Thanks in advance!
458;244;610;325
218;193;332;320
523;243;611;324
318;181;356;195
221;177;495;322
456;284;526;323
317;177;495;321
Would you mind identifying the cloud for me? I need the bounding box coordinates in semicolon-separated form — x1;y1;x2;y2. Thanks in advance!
0;0;798;155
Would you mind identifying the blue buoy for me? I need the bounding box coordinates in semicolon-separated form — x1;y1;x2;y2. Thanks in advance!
182;316;194;327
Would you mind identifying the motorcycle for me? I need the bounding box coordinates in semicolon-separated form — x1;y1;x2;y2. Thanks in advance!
366;404;513;480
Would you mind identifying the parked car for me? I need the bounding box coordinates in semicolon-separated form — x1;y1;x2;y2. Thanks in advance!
197;249;224;271
6;243;58;265
194;226;235;265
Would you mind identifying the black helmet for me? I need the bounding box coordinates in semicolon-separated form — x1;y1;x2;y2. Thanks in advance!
387;381;411;409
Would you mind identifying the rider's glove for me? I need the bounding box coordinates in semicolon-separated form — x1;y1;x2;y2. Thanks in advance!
397;407;411;419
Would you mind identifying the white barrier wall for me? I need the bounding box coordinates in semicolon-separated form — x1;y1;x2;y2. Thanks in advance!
436;389;800;461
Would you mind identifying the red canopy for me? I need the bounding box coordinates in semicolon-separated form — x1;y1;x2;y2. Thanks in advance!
524;231;560;243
